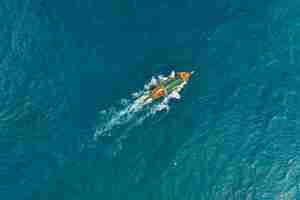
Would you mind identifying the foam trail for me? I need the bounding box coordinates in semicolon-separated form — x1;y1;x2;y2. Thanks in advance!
94;97;165;140
106;102;167;157
94;103;134;138
94;76;162;140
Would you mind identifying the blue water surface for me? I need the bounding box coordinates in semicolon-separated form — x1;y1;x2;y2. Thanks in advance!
2;0;300;199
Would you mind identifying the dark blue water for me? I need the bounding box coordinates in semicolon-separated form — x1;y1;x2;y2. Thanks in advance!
2;0;300;199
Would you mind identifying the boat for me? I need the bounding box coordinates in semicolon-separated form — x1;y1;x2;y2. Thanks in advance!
129;71;194;112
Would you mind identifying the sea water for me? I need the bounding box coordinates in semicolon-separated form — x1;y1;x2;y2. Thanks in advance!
2;0;300;199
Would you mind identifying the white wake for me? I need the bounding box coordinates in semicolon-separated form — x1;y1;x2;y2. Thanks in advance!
93;76;168;140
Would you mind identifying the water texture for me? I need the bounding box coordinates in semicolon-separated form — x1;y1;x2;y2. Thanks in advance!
2;0;300;199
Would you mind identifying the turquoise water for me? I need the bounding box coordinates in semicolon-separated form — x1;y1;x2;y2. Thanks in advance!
2;0;300;199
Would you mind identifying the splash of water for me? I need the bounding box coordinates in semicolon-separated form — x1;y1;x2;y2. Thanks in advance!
93;76;166;140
